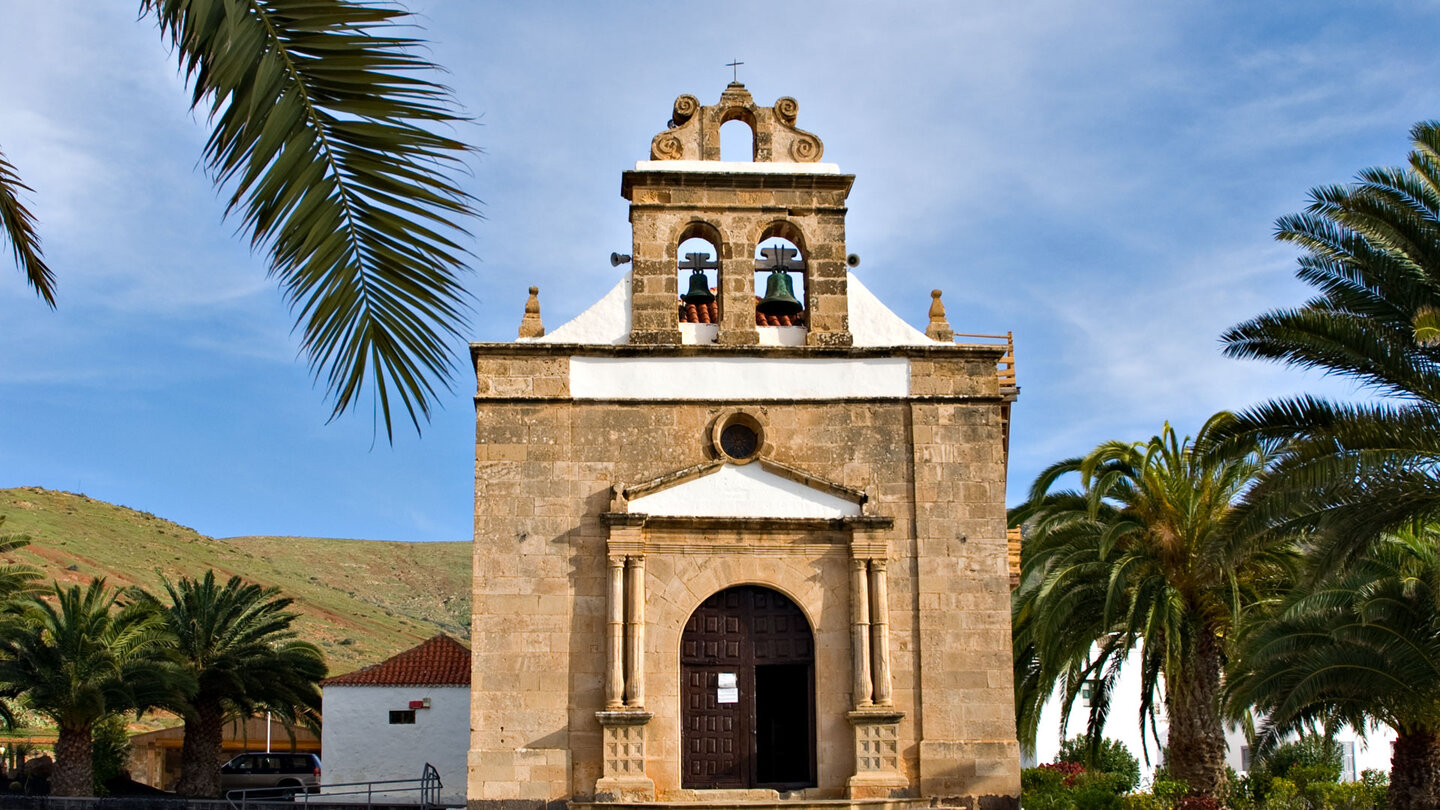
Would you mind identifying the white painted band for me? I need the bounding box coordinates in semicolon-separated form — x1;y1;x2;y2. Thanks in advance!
632;160;843;175
569;356;910;399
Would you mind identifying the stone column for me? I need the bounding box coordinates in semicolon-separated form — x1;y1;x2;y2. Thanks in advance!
605;555;625;708
851;557;873;707
869;558;893;706
625;555;646;707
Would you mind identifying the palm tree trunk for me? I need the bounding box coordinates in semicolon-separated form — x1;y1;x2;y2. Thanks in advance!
1164;632;1227;798
174;699;225;798
50;722;93;797
1390;728;1440;810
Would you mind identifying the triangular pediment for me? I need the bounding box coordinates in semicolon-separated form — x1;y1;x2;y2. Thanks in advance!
626;459;863;520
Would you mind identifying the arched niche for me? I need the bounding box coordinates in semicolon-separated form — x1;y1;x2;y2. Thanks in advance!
674;220;723;343
753;221;809;342
719;108;758;162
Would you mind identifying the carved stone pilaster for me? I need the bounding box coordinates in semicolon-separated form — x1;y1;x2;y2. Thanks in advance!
850;557;873;707
594;710;655;802
846;708;908;799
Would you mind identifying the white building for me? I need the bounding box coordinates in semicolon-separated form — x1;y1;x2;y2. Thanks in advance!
1024;652;1396;784
321;634;471;805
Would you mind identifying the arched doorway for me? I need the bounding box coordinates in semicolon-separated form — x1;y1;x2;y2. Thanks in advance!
681;585;815;790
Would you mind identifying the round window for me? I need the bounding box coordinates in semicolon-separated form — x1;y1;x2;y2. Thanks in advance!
719;423;759;460
712;411;766;462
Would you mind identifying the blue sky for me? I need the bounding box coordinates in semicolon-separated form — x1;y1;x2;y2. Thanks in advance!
1;2;1437;543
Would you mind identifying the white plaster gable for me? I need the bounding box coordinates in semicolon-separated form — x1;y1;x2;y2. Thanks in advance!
846;272;939;347
524;272;632;345
628;463;861;519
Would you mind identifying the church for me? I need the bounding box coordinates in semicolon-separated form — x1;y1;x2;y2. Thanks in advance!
468;83;1021;810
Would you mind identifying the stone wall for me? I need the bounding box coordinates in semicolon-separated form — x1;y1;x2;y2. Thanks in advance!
468;345;1019;809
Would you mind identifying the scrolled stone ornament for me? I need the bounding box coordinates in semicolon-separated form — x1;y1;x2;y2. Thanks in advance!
789;134;822;162
652;133;685;161
671;95;700;125
774;97;799;125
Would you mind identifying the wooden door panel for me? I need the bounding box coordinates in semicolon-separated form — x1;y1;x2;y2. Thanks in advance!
681;586;815;790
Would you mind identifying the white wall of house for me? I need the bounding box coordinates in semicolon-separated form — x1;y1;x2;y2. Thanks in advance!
1025;652;1397;784
321;684;469;804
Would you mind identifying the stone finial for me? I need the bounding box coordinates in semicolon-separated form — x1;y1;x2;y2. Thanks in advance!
650;85;823;163
925;289;954;342
518;286;545;338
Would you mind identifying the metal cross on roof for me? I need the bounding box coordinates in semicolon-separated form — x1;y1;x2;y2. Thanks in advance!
726;59;744;82
757;244;802;273
679;252;719;273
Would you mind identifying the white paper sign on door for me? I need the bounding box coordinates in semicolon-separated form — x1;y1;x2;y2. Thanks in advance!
716;672;738;704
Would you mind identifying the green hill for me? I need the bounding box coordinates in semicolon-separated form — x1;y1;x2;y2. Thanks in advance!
0;487;471;677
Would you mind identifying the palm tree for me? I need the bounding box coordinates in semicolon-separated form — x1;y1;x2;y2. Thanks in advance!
133;571;325;798
1226;526;1440;810
0;579;177;796
1;0;476;439
1220;121;1440;567
1010;412;1294;800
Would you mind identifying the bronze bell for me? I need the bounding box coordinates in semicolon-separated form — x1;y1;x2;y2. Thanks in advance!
682;269;715;305
757;269;802;316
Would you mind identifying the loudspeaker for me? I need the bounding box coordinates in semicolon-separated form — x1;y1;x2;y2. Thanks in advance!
846;253;861;268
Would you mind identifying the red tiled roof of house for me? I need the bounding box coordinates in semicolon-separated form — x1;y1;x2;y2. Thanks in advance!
321;634;471;687
677;295;806;327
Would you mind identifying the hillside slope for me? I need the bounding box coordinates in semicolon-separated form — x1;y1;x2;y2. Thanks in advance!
0;487;472;676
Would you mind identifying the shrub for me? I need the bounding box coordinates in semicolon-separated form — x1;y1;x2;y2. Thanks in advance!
1058;736;1143;792
1022;766;1074;810
1152;779;1189;806
1244;734;1344;807
1265;777;1307;810
90;715;131;796
1119;793;1166;810
1042;761;1088;786
1072;772;1128;810
1224;768;1258;810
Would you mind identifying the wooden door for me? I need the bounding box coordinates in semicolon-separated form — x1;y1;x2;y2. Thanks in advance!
681;586;814;790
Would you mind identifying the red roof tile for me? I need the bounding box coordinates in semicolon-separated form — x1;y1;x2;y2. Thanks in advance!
676;296;806;326
322;634;471;687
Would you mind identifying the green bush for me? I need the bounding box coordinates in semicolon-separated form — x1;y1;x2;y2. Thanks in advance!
91;715;131;796
1022;766;1074;810
1152;779;1189;806
1071;772;1127;810
1058;736;1143;792
1225;768;1258;810
1243;734;1344;807
1119;793;1166;810
1299;770;1388;810
1265;778;1307;810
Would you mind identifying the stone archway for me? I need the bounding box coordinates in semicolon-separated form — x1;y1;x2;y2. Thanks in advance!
680;585;815;790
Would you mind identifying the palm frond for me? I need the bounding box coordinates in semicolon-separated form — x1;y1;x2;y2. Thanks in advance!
141;0;478;439
0;146;54;307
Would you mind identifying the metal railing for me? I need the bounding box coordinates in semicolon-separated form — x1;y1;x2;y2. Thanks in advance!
225;764;443;810
952;331;1016;389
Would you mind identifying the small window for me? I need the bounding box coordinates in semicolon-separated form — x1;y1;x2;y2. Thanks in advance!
389;709;416;724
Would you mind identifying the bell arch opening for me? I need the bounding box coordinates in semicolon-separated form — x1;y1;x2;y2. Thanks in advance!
719;114;757;162
680;585;816;790
754;229;807;335
676;230;720;343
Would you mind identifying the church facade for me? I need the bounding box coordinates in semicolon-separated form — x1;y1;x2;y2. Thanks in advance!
469;84;1020;810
